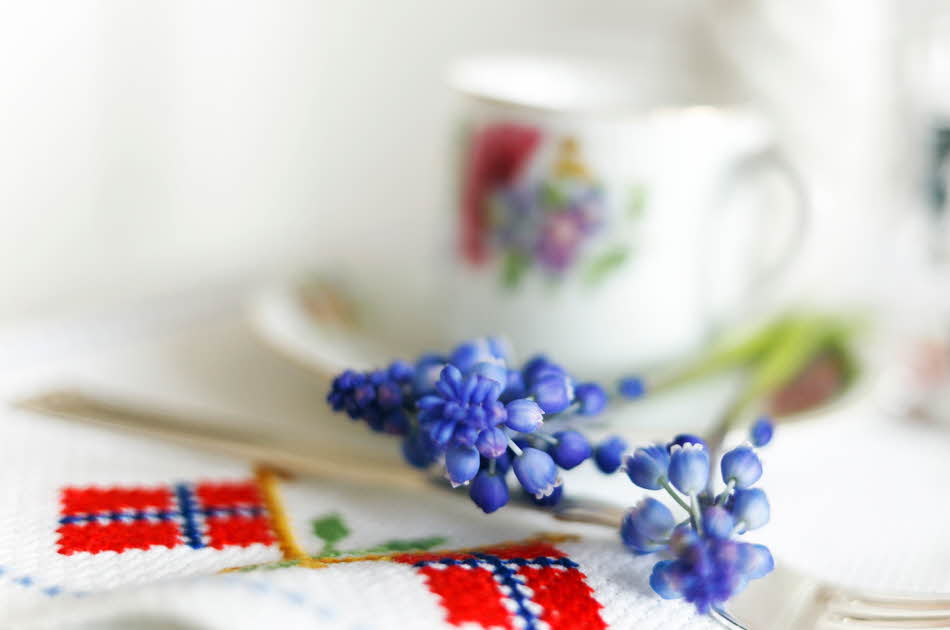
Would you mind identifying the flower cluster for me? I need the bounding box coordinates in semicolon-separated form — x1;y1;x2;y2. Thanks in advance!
617;418;775;619
326;337;608;513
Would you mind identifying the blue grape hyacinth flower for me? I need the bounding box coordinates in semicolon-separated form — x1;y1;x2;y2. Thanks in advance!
720;446;763;489
327;338;611;513
469;470;509;514
621;497;675;554
513;447;560;499
505;398;544;433
549;430;591;470
731;488;770;532
531;372;575;414
750;416;774;447
527;482;564;507
594;436;627;474
574;382;608;415
326;363;415;434
618;376;646;400
621;420;777;623
624;445;671;490
668;443;710;496
416;364;545;485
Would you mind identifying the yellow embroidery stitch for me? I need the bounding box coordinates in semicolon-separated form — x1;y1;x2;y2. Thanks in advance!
254;466;308;561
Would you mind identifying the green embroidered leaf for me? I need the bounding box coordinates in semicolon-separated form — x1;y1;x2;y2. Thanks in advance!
501;250;531;289
312;514;349;547
629;184;648;219
585;246;630;286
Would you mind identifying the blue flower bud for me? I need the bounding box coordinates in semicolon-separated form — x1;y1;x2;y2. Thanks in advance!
624;445;670;490
621;497;675;554
528;483;563;507
475;427;508;459
469;471;509;513
452;423;478;447
702;505;735;539
522;355;558;387
471;360;508;388
574;382;607;415
413;354;446;395
731;488;770;531
387;359;414;384
445;444;480;487
720;446;763;488
504;399;544;433
618;376;646;400
353;383;376;408
594;436;628;474
368;369;388;386
376;381;403;410
668;433;708;452
450;337;508;374
383;409;410;435
531;374;575;414
740;543;774;579
500;369;527;402
363;408;384;432
668;443;710;495
550;430;591;470
650;560;685;599
513;447;560;499
402;432;437;469
750;416;774;447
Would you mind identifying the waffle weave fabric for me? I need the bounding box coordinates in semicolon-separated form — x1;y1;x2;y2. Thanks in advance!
0;405;719;630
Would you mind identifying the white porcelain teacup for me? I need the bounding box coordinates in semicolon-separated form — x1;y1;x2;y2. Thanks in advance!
444;55;808;379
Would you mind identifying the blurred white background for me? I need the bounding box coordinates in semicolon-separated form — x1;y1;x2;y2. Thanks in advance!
0;0;907;324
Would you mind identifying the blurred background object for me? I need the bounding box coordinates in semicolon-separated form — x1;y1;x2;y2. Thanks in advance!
0;0;716;324
0;0;911;327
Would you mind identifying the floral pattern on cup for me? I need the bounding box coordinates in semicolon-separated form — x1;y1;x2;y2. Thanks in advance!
462;124;640;288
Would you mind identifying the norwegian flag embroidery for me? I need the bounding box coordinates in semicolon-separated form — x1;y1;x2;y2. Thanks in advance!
394;541;606;630
56;480;276;555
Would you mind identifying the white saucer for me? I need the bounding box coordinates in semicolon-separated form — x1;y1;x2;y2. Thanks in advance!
248;278;864;442
249;277;449;378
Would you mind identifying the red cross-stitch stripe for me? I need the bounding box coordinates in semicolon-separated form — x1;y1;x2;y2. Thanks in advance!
394;541;605;630
56;479;276;555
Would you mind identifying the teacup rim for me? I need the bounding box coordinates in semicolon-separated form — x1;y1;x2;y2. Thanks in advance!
447;52;756;119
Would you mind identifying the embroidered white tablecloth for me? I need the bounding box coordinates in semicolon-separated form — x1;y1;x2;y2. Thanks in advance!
0;290;719;630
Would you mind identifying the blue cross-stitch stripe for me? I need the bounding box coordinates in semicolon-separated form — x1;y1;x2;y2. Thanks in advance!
58;506;265;526
474;552;540;630
58;509;180;525
412;553;569;630
173;484;205;549
503;555;578;569
412;554;576;570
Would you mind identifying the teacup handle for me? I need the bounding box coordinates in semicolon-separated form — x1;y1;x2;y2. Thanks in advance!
697;147;810;339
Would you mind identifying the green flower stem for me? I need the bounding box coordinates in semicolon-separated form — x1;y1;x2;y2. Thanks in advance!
690;494;703;533
716;479;736;506
508;439;524;457
660;478;691;513
649;316;794;395
704;314;844;450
